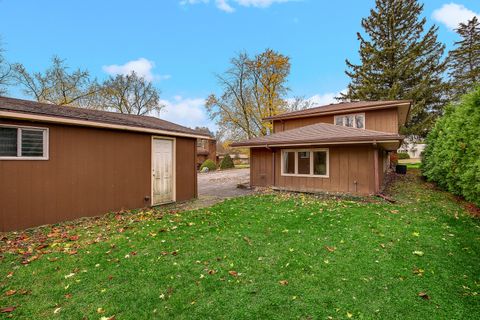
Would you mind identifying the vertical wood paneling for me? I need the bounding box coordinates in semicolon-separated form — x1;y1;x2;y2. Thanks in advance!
272;108;398;133
0;119;197;231
251;145;377;195
175;137;197;202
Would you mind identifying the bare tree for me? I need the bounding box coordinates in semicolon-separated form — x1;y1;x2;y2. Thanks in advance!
287;96;314;111
99;71;163;115
12;56;99;106
206;49;290;140
0;39;12;95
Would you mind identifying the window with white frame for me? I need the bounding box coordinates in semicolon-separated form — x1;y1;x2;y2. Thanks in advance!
334;113;365;129
281;148;329;177
0;125;49;159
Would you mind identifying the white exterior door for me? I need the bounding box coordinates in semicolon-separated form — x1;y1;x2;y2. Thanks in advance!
152;138;174;205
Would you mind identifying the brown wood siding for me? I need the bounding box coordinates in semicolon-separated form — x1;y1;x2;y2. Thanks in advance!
0;119;197;231
365;108;398;133
250;145;377;195
250;148;274;187
276;146;376;195
175;137;197;201
273;115;333;133
273;108;398;134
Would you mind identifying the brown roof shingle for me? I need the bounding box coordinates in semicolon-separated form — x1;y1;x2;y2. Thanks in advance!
265;100;411;121
230;122;403;147
0;96;210;138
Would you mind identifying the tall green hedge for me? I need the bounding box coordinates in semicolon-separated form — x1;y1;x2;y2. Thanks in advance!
422;86;480;206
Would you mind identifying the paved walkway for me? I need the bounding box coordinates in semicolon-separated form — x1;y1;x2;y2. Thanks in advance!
198;168;251;199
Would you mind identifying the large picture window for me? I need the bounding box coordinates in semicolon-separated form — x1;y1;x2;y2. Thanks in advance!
334;113;365;129
281;148;329;177
0;125;49;160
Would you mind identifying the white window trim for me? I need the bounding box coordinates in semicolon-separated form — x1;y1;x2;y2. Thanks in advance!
0;124;49;160
281;148;329;178
334;112;366;129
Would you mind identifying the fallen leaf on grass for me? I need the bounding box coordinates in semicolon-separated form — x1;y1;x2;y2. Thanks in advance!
413;251;424;256
100;316;115;320
228;271;238;277
243;236;253;246
380;243;386;249
412;267;425;276
279;280;288;286
347;312;353;318
54;307;61;314
418;292;430;300
5;290;16;296
0;306;16;313
324;246;336;252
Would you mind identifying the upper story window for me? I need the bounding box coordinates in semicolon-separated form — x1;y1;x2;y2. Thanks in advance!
197;139;207;149
334;113;365;129
0;125;49;160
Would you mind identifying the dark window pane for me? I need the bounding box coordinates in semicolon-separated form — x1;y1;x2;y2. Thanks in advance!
298;151;310;174
21;129;44;157
355;114;365;129
313;151;327;175
284;151;295;174
0;127;17;157
335;117;343;126
345;115;354;127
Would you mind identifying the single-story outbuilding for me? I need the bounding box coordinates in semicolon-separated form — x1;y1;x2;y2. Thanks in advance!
231;100;411;195
0;97;211;231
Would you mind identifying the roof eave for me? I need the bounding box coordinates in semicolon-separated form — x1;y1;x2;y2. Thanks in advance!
264;101;412;121
0;110;212;140
231;136;404;148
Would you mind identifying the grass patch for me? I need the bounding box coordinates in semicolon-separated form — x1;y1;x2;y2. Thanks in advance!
1;171;479;319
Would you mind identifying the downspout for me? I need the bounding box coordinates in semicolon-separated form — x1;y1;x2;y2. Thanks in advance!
373;142;379;194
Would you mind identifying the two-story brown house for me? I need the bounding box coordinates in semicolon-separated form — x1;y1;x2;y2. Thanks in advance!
231;100;410;195
196;137;217;168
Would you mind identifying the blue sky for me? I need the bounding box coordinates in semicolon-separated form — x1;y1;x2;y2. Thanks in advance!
1;0;479;131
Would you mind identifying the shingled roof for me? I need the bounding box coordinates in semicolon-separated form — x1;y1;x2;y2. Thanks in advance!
265;100;411;123
0;96;210;138
230;122;403;148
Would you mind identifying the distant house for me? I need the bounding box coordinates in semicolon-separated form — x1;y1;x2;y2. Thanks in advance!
231;100;411;195
398;137;425;159
196;137;216;168
0;97;210;231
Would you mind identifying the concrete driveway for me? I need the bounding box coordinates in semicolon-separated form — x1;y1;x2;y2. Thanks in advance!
198;168;251;200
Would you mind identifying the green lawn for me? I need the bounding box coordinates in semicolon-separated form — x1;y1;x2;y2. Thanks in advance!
1;171;479;319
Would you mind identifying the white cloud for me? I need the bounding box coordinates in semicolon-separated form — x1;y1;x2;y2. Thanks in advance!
102;58;171;82
306;92;338;106
235;0;291;8
158;96;217;131
216;0;235;12
432;3;479;30
180;0;294;12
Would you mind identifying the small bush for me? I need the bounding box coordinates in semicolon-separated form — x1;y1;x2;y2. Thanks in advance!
398;152;410;159
219;154;235;170
422;85;480;206
200;159;216;171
